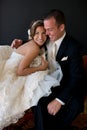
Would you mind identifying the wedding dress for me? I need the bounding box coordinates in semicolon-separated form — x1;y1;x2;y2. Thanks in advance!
0;45;63;130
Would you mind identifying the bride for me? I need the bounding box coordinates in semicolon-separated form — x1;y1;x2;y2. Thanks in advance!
0;20;63;129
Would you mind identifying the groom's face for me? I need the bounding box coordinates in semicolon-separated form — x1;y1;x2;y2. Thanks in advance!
44;17;65;42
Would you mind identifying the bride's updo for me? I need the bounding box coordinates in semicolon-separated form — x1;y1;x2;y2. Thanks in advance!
28;20;44;40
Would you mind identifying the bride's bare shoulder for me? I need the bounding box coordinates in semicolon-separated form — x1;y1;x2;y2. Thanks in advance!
25;40;40;54
16;40;40;56
27;40;40;50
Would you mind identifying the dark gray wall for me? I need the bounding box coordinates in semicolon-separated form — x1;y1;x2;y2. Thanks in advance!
0;0;87;55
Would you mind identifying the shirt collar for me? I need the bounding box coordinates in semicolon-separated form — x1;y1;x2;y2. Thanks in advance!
55;32;66;49
47;32;66;52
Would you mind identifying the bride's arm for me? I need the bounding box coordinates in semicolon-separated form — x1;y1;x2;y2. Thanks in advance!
17;47;48;76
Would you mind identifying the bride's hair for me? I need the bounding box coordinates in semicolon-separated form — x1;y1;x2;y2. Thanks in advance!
28;19;44;40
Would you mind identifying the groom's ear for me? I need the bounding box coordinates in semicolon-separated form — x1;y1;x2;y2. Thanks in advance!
59;24;65;31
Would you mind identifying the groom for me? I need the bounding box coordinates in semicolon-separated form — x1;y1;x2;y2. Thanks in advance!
11;9;84;130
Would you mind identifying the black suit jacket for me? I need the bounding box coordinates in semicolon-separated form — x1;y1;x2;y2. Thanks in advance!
46;34;84;104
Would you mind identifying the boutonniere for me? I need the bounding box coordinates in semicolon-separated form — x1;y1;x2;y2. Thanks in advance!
61;56;68;61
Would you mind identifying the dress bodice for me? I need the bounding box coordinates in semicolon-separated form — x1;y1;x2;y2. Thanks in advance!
11;51;42;68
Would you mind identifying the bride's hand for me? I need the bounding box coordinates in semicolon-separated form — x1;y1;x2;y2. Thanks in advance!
39;57;49;70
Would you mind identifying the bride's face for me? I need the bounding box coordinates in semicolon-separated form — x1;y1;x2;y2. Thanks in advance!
33;26;47;46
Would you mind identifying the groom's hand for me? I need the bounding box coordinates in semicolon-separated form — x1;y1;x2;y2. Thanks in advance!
11;39;23;48
47;99;62;115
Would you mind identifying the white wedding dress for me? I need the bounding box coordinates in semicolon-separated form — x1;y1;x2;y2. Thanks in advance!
0;45;63;130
